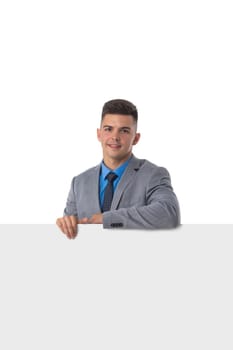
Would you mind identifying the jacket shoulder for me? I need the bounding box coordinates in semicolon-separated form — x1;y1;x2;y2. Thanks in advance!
72;164;100;184
135;157;170;177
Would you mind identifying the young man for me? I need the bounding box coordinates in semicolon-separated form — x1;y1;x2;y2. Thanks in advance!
56;99;180;238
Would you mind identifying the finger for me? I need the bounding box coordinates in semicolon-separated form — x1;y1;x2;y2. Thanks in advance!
70;216;78;237
56;218;62;228
56;217;70;238
63;216;77;239
56;218;66;234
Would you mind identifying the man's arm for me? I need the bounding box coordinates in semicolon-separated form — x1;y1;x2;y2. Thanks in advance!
56;173;104;238
102;168;180;229
79;168;180;230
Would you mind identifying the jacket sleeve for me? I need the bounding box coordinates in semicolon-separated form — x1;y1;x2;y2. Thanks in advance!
63;177;78;217
102;168;180;229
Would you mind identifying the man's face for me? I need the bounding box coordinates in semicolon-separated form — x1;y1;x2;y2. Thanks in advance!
97;114;140;166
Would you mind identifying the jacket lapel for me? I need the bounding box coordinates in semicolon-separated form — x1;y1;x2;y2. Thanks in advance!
91;164;102;213
111;155;141;210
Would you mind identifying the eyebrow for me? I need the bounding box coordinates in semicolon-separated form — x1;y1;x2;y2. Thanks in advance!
102;125;131;130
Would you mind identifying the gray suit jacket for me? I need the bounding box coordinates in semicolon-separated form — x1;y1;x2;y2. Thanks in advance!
64;155;180;229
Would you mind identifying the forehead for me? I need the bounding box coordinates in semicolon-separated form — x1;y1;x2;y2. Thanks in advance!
101;114;136;127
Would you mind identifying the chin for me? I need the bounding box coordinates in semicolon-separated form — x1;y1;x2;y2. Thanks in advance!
108;153;122;159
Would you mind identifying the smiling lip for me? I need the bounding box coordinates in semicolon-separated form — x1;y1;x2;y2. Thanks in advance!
107;144;121;149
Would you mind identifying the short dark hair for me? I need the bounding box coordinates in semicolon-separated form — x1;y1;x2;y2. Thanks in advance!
101;99;138;123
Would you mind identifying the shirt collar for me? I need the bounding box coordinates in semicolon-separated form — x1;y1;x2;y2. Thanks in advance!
101;156;132;179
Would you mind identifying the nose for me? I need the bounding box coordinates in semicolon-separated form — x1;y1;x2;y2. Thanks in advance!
111;130;120;141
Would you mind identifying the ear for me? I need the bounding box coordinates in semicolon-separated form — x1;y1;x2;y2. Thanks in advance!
132;132;141;145
97;128;101;142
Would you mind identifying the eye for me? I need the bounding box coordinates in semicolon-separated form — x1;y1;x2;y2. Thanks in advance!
120;128;130;134
103;127;112;132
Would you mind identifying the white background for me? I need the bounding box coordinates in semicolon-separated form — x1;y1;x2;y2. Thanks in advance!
0;0;232;223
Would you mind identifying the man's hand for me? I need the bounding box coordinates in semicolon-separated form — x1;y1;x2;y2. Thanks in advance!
79;213;103;224
56;215;78;239
56;213;103;239
88;213;103;224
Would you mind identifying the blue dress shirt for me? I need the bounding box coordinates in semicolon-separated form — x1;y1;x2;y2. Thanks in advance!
99;157;131;208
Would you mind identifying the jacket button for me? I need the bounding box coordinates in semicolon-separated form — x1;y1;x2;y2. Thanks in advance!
111;223;123;228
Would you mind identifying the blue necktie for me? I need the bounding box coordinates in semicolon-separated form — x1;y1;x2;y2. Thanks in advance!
102;172;118;212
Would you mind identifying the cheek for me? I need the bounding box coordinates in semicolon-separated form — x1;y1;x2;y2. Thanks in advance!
124;136;135;146
100;134;108;144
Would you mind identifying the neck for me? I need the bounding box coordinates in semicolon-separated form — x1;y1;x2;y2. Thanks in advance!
103;153;132;170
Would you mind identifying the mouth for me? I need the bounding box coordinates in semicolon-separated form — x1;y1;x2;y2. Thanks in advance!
107;144;121;149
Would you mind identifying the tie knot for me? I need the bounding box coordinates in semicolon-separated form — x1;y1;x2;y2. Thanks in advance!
106;172;118;183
